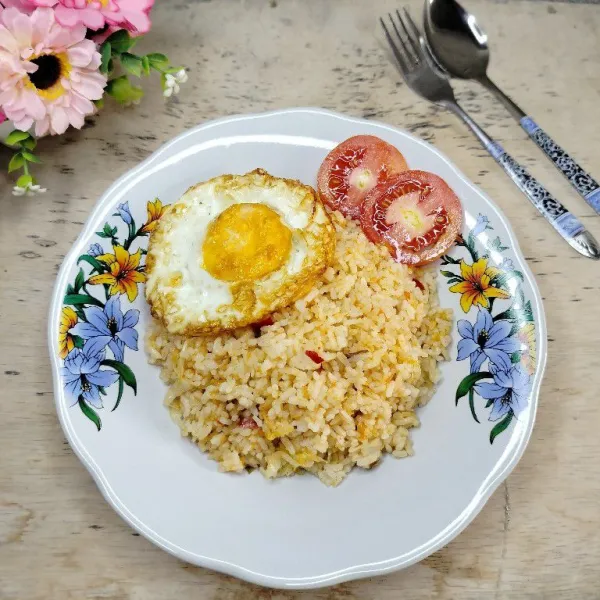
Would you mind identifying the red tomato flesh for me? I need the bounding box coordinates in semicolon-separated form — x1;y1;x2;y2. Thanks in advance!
360;170;463;266
317;135;408;219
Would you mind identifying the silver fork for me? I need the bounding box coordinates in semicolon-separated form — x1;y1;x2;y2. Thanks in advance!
380;9;600;260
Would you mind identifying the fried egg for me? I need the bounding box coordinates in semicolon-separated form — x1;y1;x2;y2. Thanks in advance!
145;169;336;335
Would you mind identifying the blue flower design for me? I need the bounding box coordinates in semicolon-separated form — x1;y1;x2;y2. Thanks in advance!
457;308;521;372
71;295;139;362
116;202;133;225
475;364;530;421
471;214;490;237
500;257;514;271
62;346;119;409
88;243;103;257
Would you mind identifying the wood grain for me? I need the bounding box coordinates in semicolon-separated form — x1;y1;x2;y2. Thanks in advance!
1;0;600;598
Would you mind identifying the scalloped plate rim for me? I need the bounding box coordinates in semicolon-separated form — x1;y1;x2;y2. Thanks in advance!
48;107;547;589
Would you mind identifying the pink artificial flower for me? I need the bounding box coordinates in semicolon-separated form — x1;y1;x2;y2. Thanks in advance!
29;0;154;34
0;7;107;136
0;0;35;14
0;109;6;124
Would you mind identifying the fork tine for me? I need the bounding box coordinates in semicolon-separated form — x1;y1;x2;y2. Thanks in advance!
400;7;423;58
392;9;419;63
380;16;410;74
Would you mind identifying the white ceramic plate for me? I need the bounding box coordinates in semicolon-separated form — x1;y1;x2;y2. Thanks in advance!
49;108;546;589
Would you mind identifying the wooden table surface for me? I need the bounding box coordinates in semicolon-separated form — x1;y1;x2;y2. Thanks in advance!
2;0;600;598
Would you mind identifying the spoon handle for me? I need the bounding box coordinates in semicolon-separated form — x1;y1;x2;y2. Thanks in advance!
520;117;600;215
443;101;600;259
481;77;600;215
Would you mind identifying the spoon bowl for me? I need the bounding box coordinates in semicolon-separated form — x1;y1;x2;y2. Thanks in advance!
423;0;490;80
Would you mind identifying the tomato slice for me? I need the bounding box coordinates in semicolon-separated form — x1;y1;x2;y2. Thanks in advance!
360;170;463;266
317;135;408;219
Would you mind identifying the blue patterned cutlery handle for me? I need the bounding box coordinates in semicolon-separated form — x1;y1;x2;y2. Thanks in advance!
520;117;600;215
487;140;587;242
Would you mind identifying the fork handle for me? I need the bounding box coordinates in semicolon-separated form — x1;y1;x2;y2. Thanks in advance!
480;76;600;214
519;117;600;214
443;101;599;258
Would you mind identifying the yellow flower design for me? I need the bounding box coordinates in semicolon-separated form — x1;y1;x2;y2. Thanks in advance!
449;258;510;313
59;307;78;359
140;199;168;234
517;322;536;375
88;246;145;302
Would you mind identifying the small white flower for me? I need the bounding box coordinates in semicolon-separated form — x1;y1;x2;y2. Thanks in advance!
175;69;188;84
12;183;47;197
163;86;173;98
165;73;176;88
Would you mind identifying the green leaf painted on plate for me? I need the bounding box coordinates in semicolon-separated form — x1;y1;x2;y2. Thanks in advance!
468;388;480;423
64;293;104;308
101;360;137;395
78;398;101;431
456;372;492;405
72;335;85;349
74;268;85;293
112;377;125;412
78;254;105;273
490;411;513;444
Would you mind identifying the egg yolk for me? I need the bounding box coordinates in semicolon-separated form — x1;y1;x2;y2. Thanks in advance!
202;203;292;282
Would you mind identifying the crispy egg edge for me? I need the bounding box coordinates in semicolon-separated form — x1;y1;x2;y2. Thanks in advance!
145;169;336;336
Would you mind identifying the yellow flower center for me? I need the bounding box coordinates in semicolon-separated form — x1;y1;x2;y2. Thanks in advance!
27;52;71;101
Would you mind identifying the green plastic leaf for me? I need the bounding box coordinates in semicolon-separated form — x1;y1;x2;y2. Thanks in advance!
16;174;33;188
21;137;36;151
146;52;169;69
78;398;102;431
101;360;137;395
468;388;480;423
100;42;112;74
106;76;144;105
105;29;136;53
74;268;85;293
112;377;125;412
21;150;41;163
120;52;143;77
141;55;150;76
64;293;104;308
77;254;105;274
8;153;25;173
456;372;493;405
490;411;513;444
5;130;30;146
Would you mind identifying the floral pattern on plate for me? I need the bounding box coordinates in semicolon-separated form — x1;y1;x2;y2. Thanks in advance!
58;198;168;430
442;214;536;443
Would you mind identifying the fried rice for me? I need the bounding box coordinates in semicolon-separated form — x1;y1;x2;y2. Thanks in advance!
146;212;452;486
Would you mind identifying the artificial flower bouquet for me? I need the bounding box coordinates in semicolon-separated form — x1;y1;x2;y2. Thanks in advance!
0;0;187;196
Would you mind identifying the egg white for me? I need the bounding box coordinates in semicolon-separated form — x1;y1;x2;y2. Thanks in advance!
145;169;335;335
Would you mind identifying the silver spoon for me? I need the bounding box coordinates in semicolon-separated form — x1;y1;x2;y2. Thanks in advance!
423;0;600;217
